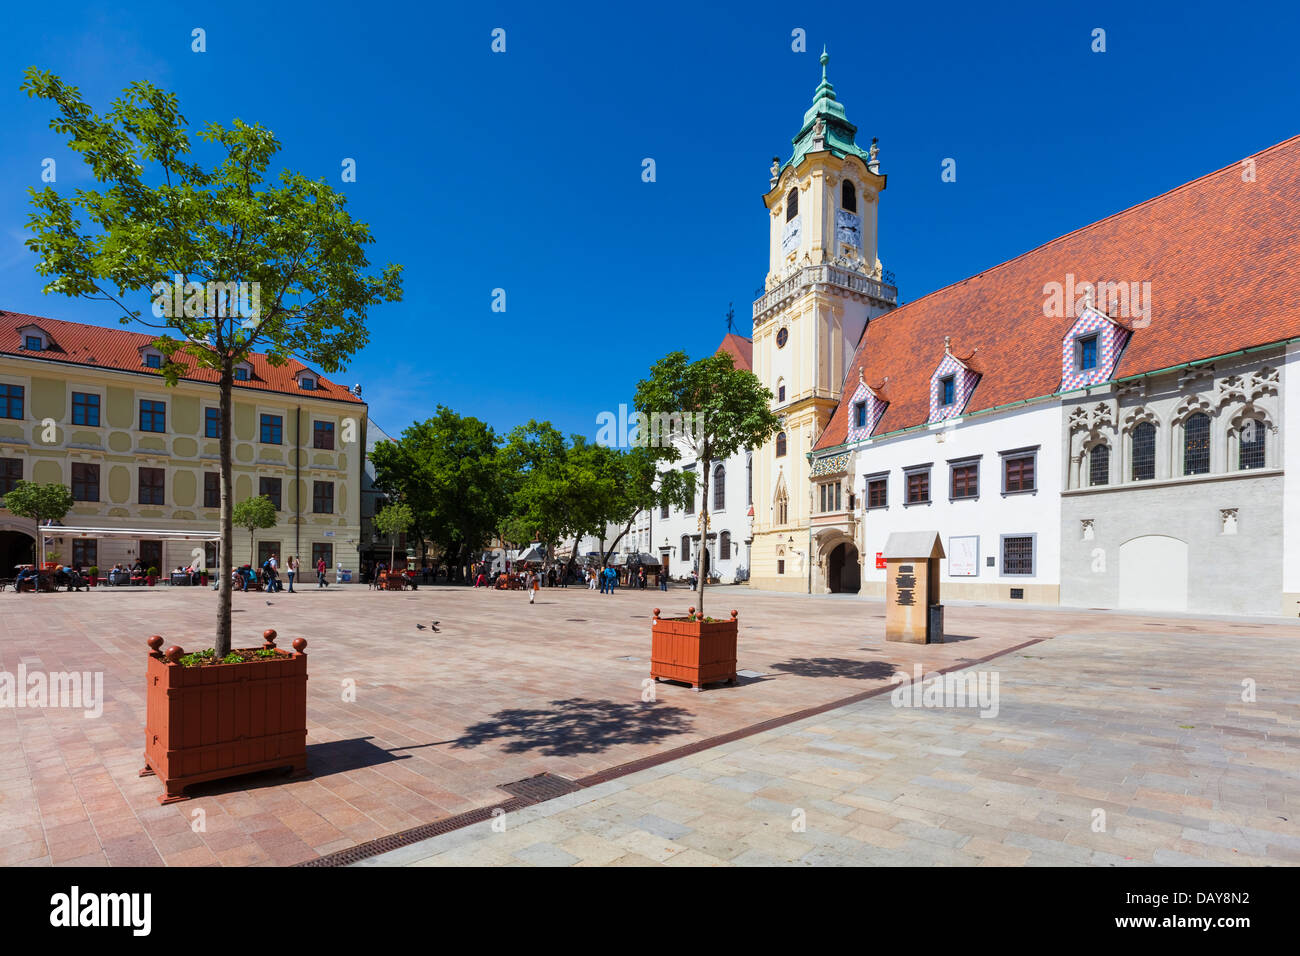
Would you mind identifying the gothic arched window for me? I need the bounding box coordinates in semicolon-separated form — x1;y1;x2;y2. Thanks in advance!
680;535;691;560
713;464;726;511
719;531;731;560
1240;418;1266;470
1131;422;1156;481
842;180;857;213
777;489;788;525
786;188;798;222
775;431;787;457
1089;444;1110;487
1183;413;1210;475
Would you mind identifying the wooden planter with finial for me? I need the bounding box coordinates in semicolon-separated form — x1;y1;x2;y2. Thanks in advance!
650;607;739;692
140;629;309;804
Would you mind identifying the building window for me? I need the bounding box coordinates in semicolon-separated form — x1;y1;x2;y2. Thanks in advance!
680;535;690;560
71;392;100;427
854;401;867;428
260;414;283;445
951;461;979;499
139;400;166;433
905;469;930;504
775;431;787;457
786;187;798;222
1183;413;1210;476
660;499;669;519
0;384;24;420
1003;453;1036;493
940;376;956;407
842;180;857;213
713;464;726;510
819;481;843;513
205;407;221;438
313;421;335;450
139;467;165;506
1239;419;1266;470
1089;444;1110;487
72;539;97;570
1078;334;1099;371
24;335;43;351
299;376;316;390
312;480;333;514
71;463;99;502
144;352;162;369
684;467;695;514
719;531;731;560
311;542;333;571
260;477;282;511
204;472;220;509
234;366;249;381
777;489;789;524
1131;422;1156;481
777;558;785;575
867;476;887;509
1002;535;1035;576
0;457;22;497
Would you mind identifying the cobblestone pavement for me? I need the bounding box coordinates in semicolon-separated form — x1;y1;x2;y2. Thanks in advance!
1;581;1294;865
368;627;1300;867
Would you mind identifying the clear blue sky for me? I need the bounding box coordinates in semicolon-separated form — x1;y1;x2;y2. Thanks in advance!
2;0;1296;440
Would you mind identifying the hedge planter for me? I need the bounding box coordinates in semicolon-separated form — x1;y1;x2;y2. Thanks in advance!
140;629;309;804
650;607;739;692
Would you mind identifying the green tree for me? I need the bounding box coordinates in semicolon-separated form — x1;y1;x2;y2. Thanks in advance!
369;407;506;580
2;480;74;587
233;495;278;569
20;70;402;655
634;350;781;615
373;500;413;571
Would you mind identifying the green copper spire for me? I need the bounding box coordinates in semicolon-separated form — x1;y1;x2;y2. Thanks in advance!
783;48;876;174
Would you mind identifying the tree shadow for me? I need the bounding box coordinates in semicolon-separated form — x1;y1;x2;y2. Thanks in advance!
307;736;409;774
450;698;694;757
768;657;897;680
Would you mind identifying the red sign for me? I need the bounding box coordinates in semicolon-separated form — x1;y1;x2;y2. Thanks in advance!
875;552;886;570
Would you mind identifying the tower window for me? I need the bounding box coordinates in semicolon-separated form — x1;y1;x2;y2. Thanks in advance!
775;431;787;457
842;180;857;213
786;188;798;222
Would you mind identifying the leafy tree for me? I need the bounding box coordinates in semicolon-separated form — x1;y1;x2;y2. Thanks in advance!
369;407;506;580
373;500;413;570
233;495;278;568
2;480;74;585
20;70;402;655
633;350;781;615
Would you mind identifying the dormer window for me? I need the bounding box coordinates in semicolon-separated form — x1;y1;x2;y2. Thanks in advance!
786;188;799;222
24;335;43;351
854;401;867;427
1078;334;1099;370
234;363;251;381
17;326;51;352
295;370;318;390
143;351;163;369
842;180;857;213
941;376;956;407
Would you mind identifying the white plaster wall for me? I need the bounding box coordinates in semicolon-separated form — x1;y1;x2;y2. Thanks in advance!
1283;342;1300;602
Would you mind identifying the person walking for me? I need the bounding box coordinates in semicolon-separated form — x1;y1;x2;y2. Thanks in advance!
287;555;298;592
659;568;668;591
316;555;328;588
528;570;539;604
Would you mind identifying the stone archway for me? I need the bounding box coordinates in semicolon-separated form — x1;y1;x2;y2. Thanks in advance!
0;528;36;570
827;542;861;593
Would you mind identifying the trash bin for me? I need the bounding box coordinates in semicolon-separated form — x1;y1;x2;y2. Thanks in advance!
339;569;352;583
928;603;944;644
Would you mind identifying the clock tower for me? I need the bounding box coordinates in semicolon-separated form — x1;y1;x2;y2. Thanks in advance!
748;49;897;592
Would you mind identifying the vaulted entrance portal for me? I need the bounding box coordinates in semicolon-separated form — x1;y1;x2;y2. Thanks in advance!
827;542;861;593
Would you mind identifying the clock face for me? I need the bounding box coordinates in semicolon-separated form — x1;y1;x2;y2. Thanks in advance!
781;217;801;255
776;328;788;348
836;209;861;248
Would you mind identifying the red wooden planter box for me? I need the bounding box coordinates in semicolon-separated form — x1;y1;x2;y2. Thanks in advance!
141;630;309;804
650;607;739;692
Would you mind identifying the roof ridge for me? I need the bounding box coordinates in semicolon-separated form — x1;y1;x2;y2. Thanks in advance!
879;133;1300;318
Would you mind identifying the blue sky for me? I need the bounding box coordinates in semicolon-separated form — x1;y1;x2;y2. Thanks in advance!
2;0;1297;440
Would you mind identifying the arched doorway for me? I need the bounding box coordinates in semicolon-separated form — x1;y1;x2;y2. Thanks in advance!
1118;535;1188;611
0;529;36;570
827;542;861;593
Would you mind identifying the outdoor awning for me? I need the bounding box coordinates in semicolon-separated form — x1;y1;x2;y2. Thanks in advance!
42;524;222;541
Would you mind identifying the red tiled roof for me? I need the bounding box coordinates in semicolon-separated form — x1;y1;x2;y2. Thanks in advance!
815;134;1300;450
718;332;753;371
0;311;363;404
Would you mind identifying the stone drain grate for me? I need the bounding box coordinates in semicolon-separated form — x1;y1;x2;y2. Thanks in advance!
497;772;583;802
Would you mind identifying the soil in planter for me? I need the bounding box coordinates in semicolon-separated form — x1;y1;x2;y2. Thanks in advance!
177;647;291;667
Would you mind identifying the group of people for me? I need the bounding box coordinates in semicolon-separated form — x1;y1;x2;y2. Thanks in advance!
584;565;665;592
12;564;88;592
230;553;330;593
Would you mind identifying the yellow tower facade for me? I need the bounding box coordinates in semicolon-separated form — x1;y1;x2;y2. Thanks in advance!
748;51;897;591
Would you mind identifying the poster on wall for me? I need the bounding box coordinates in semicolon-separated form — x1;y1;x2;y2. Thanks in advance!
949;535;979;576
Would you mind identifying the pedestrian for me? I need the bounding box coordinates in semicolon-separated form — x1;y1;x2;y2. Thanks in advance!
317;555;328;588
659;568;668;591
528;570;539;604
287;555;298;592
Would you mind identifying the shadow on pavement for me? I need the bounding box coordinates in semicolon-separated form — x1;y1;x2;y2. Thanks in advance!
450;697;694;757
768;657;897;680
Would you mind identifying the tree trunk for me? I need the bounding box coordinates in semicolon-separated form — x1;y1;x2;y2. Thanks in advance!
216;362;234;657
599;518;634;568
697;448;709;617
